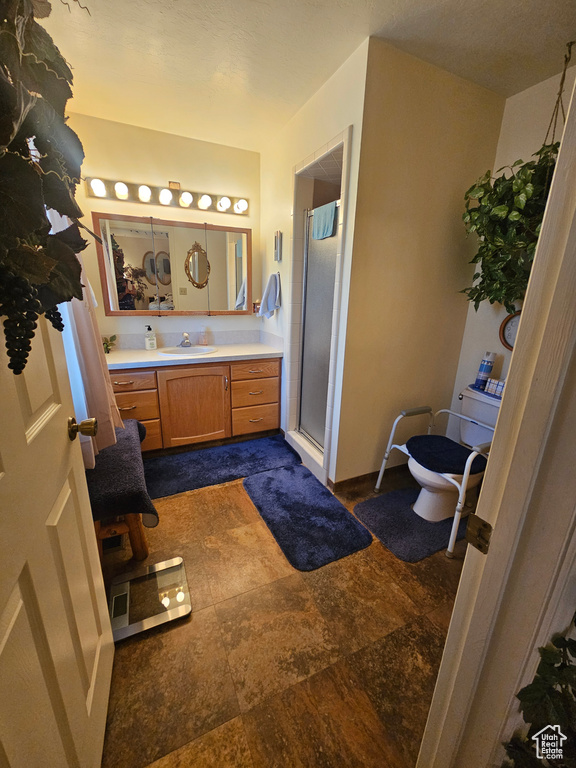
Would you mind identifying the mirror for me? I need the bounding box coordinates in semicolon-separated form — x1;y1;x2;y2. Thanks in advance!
93;212;252;315
143;250;171;286
185;242;210;289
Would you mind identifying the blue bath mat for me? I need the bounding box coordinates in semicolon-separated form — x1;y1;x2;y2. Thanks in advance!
143;435;301;499
243;464;373;571
354;489;467;562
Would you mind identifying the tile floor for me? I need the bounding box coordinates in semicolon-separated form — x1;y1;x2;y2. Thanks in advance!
101;466;466;768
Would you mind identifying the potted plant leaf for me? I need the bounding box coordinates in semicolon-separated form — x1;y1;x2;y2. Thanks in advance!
462;143;559;314
0;0;86;374
462;41;573;314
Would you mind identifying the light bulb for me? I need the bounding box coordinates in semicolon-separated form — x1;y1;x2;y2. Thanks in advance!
217;196;231;211
176;590;185;603
138;185;152;202
114;182;129;200
198;194;212;210
159;188;173;205
234;198;248;213
90;178;107;197
161;595;170;608
179;191;193;207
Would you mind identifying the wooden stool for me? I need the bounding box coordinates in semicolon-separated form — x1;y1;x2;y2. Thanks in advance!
85;420;159;565
94;513;149;563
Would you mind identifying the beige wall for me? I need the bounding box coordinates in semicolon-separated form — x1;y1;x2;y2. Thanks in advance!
448;66;576;429
334;39;505;481
258;40;369;435
70;113;261;339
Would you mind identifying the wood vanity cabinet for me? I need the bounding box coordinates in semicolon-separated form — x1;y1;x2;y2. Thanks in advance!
230;359;280;436
109;357;281;451
157;365;231;447
109;369;162;451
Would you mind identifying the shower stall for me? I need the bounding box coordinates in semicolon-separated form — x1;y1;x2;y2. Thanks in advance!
285;131;350;485
297;203;340;450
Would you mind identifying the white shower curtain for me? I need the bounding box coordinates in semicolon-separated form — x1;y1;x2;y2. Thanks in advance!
48;210;123;468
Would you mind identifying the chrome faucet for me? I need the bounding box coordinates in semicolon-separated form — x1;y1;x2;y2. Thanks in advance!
179;332;192;347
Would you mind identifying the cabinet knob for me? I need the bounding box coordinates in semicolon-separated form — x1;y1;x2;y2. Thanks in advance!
118;405;137;411
249;390;263;395
249;417;264;423
114;380;134;385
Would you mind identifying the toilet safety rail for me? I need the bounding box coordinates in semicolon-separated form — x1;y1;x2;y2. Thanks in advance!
374;405;496;557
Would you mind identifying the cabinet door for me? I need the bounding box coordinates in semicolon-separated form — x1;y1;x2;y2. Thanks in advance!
157;366;231;447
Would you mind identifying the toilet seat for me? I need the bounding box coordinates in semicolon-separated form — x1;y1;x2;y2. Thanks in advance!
407;457;484;492
406;435;487;475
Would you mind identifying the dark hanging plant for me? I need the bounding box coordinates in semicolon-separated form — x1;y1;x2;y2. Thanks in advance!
462;41;573;315
462;142;559;314
501;614;576;768
0;0;87;374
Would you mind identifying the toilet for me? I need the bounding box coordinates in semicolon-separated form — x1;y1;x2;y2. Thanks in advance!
407;386;502;522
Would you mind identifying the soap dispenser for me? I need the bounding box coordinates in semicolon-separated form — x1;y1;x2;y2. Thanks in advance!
145;325;157;350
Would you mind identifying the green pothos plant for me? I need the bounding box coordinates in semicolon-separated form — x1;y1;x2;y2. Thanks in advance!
502;614;576;768
462;142;559;314
0;0;88;374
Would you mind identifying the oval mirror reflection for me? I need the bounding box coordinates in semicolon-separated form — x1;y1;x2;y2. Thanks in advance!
185;242;210;289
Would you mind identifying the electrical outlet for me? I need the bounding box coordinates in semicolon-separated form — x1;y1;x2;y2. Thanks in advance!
179;287;187;295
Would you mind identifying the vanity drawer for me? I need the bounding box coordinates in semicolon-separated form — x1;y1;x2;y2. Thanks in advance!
231;377;279;408
232;403;279;435
110;370;157;392
230;360;280;381
140;419;162;452
115;390;159;421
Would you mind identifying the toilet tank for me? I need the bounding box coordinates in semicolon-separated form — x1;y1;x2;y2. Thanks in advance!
459;386;502;447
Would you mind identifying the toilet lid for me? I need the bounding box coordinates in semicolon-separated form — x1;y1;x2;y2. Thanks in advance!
406;435;488;475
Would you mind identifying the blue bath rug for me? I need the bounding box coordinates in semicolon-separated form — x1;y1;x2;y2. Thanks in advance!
143;435;301;499
243;464;373;571
354;489;467;563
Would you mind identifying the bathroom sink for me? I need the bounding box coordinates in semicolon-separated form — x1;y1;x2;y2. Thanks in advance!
157;346;216;356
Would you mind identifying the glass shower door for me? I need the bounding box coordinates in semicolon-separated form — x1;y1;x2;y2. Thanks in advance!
298;205;338;450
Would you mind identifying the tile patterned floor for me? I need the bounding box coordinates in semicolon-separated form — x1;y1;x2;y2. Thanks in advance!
101;466;466;768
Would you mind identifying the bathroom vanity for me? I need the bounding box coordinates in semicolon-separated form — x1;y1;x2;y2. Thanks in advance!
107;345;282;451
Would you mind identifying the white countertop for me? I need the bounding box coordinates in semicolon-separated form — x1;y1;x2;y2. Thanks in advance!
106;343;283;370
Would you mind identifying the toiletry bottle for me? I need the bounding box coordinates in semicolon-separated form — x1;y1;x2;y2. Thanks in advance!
474;351;495;390
145;325;157;350
198;325;207;346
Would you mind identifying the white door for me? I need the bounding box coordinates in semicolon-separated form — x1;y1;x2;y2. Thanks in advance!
0;316;114;767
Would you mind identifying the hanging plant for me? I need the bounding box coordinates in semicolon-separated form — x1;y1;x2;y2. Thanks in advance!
501;614;576;767
0;0;87;374
462;41;573;314
462;143;559;313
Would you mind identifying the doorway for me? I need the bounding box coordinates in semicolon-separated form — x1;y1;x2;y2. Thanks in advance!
286;132;351;484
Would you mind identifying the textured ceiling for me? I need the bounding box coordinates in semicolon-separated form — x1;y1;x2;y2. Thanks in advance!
300;146;344;185
43;0;576;152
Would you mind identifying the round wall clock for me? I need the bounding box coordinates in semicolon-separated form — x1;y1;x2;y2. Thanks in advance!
499;311;521;351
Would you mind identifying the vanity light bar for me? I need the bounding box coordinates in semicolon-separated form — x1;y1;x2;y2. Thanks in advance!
85;178;249;215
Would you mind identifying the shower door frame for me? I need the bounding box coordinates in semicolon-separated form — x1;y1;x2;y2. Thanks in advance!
296;202;341;454
285;128;352;485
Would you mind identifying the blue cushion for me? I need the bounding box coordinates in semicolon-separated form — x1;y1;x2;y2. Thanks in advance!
85;420;158;527
406;435;487;475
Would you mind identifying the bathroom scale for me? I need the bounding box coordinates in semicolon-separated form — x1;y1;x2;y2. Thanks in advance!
108;557;191;642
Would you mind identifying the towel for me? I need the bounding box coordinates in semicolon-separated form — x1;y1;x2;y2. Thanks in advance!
312;201;337;240
235;278;246;310
258;273;281;318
